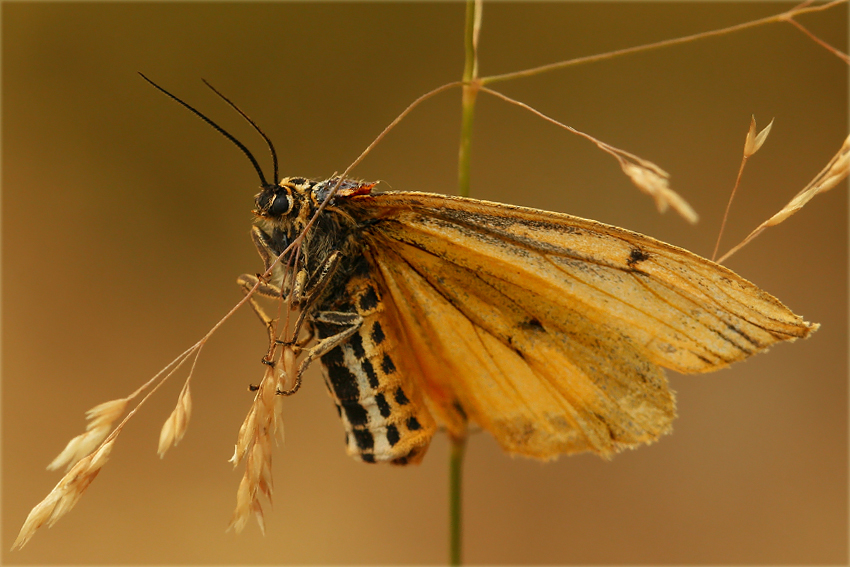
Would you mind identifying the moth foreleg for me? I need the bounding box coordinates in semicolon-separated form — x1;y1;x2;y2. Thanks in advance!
237;273;282;325
237;272;292;366
250;226;280;273
288;251;343;336
277;311;363;396
291;251;342;306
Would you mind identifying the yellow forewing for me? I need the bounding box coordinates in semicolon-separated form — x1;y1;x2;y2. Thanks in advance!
356;193;815;369
346;191;817;458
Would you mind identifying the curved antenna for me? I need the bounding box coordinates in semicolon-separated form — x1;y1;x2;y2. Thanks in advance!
201;79;280;186
138;72;269;187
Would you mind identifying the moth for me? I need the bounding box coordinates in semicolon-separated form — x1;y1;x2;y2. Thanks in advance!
145;76;818;466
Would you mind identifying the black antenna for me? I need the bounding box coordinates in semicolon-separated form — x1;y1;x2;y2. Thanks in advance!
138;72;270;188
201;79;280;187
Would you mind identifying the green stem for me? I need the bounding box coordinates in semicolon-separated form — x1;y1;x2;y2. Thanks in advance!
449;429;467;566
458;86;477;199
457;0;480;198
450;3;479;565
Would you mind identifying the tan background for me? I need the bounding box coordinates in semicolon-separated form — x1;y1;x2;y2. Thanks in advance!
3;2;847;564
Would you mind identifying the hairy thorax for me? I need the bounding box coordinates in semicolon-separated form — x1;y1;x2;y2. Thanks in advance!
252;176;371;309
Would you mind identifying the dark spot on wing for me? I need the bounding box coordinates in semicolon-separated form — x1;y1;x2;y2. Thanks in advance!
322;344;344;365
394;387;410;406
343;402;369;427
406;416;422;431
521;318;544;331
371;322;386;345
353;428;374;450
359;286;379;311
627;248;651;268
386;424;400;446
361;358;379;389
349;332;365;359
326;355;359;401
375;393;391;418
381;353;396;375
592;412;617;441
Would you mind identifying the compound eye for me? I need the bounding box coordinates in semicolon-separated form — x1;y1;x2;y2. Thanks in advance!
269;193;292;216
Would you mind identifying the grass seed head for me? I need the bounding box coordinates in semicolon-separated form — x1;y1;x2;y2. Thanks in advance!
47;398;129;472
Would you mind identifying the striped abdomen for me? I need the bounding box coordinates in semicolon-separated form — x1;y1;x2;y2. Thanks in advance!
314;266;437;465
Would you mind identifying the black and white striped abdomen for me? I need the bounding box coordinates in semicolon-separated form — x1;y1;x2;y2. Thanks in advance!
315;271;437;465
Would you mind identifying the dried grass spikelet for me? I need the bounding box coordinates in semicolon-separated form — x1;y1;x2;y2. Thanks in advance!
158;382;192;458
228;345;295;534
744;115;774;158
712;116;775;261
12;438;116;550
619;158;699;223
719;134;849;263
477;85;699;223
47;398;129;472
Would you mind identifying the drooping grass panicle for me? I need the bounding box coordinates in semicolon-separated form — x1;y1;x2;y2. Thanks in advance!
12;339;208;550
228;342;297;534
480;85;699;223
13;438;116;550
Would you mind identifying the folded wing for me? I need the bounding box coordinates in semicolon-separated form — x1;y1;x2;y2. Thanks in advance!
349;192;817;458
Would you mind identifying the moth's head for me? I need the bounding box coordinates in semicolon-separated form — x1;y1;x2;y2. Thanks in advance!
253;176;377;222
253;177;315;220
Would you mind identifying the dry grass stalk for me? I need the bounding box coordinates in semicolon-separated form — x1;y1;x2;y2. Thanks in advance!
480;1;845;86
479;85;698;223
718;134;849;263
12;438;116;550
712;116;774;260
158;382;193;458
228;344;295;534
783;12;850;64
47;398;129;472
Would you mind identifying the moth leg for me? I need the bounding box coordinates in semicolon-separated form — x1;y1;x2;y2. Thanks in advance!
247;223;300;305
276;311;363;397
238;251;340;362
250;226;280;273
250;225;305;304
237;272;285;348
290;269;308;306
244;227;348;394
293;323;315;348
287;251;343;337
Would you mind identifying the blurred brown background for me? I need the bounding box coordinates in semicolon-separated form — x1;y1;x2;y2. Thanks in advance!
3;2;847;564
